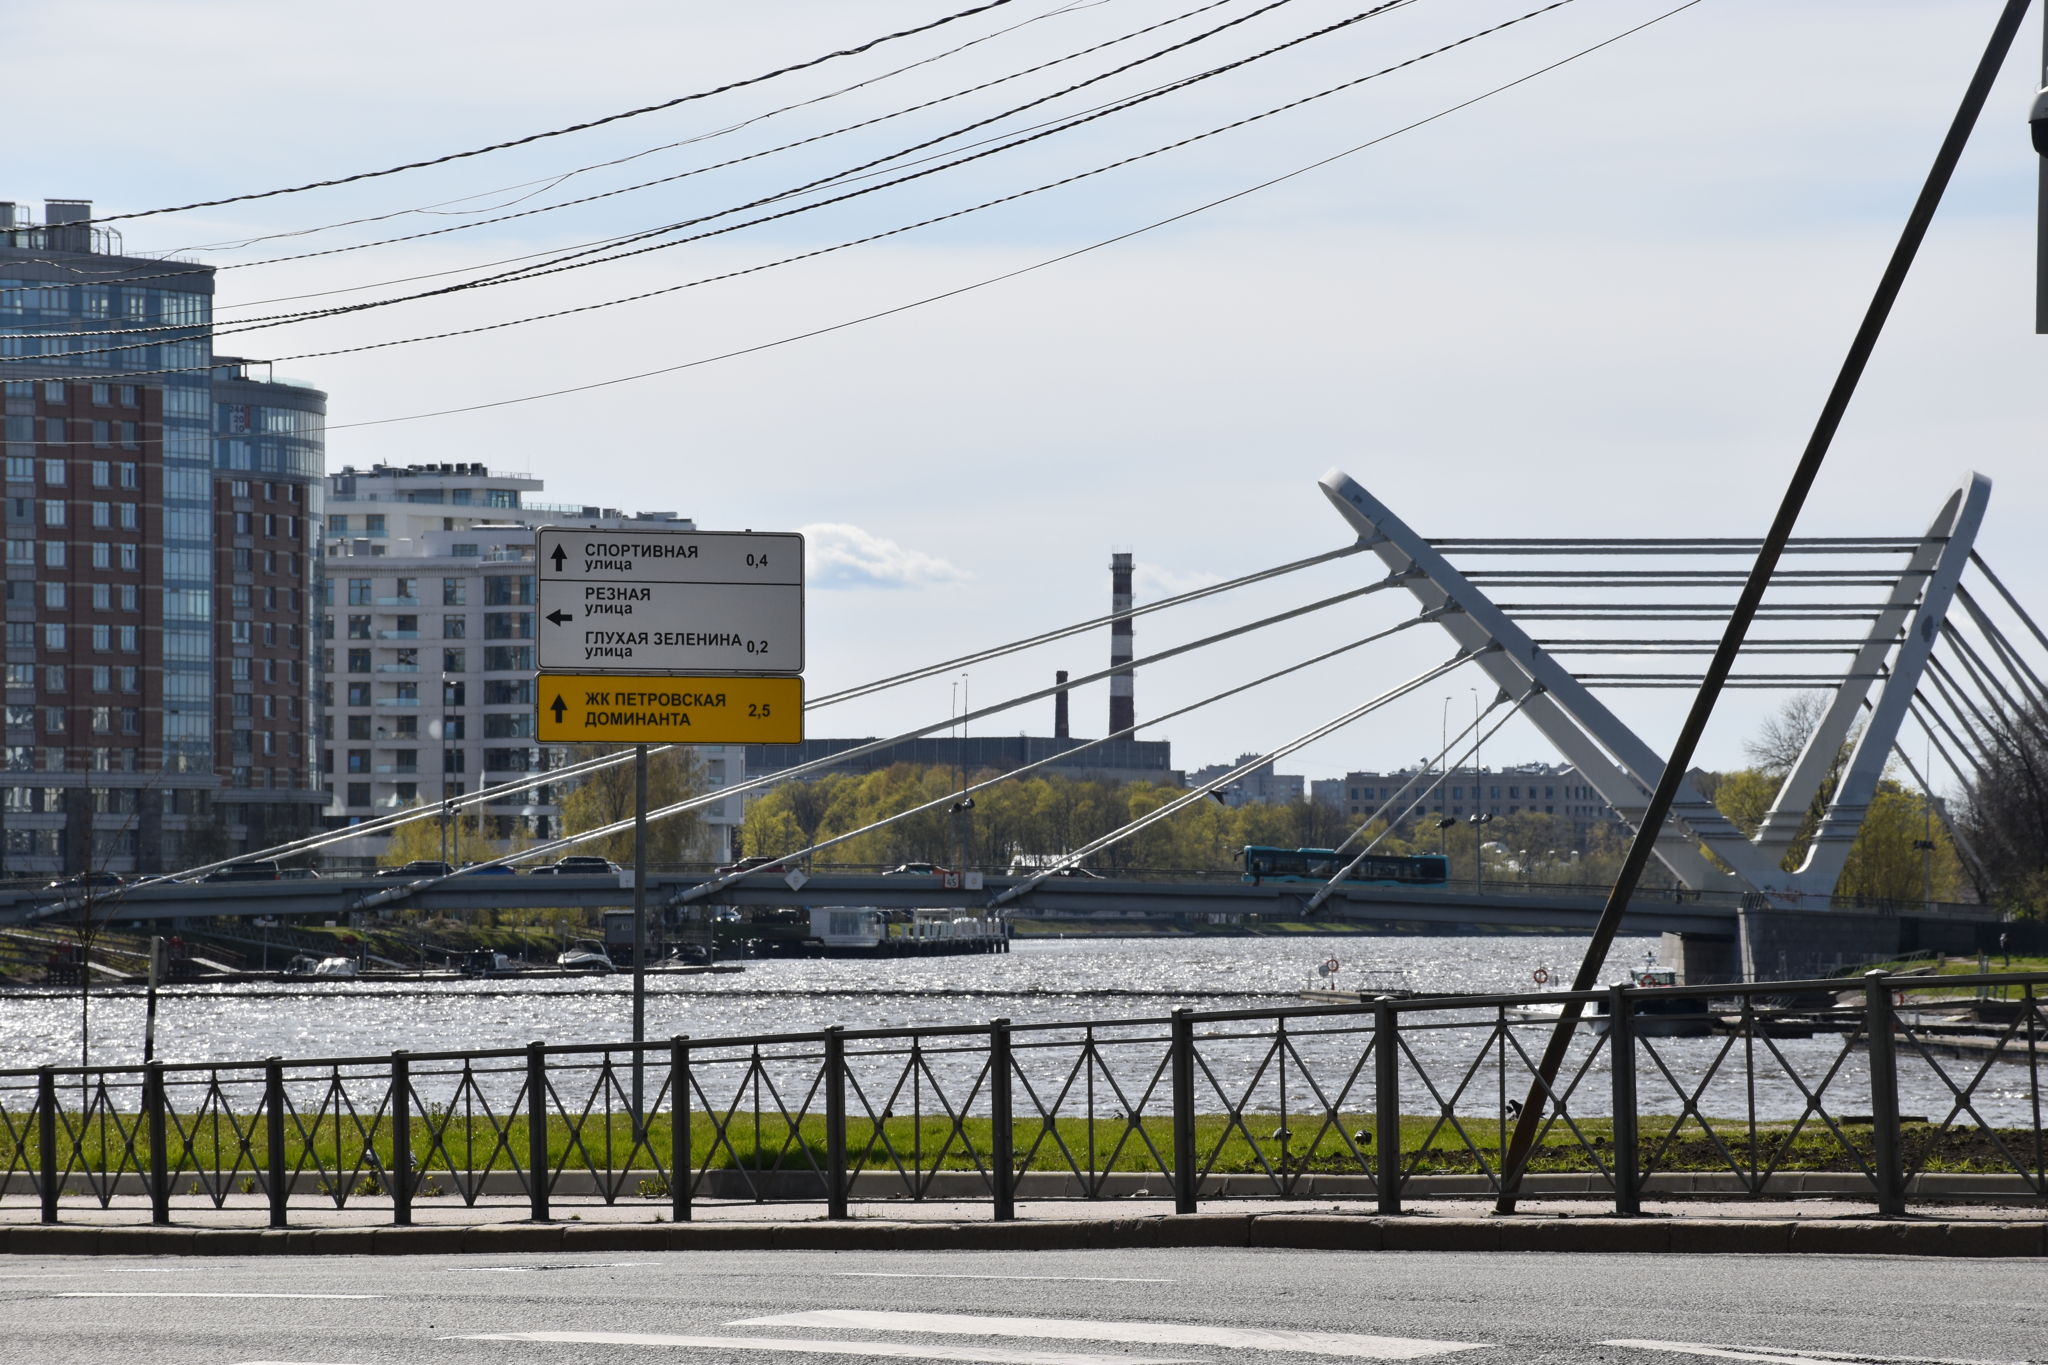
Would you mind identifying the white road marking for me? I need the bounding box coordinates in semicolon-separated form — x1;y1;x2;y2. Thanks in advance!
55;1292;383;1300
830;1272;1178;1284
736;1310;1487;1359
1603;1341;2033;1365
471;1261;657;1273
457;1332;1196;1364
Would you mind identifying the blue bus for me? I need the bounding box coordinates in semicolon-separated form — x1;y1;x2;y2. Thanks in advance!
1240;846;1450;887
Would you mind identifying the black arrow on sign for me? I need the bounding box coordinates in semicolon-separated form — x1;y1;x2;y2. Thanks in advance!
549;544;567;571
549;695;567;724
545;609;573;627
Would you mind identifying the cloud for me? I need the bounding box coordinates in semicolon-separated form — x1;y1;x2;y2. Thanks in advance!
800;523;967;591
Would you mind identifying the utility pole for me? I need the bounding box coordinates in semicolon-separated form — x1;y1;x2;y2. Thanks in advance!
2035;2;2048;331
632;743;648;1127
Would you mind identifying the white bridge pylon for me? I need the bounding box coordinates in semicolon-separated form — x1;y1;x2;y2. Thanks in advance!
1319;468;1990;906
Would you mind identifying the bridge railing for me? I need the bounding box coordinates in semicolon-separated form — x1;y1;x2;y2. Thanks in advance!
3;970;2041;1226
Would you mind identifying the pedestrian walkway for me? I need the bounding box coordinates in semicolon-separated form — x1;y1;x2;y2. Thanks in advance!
4;1192;2043;1257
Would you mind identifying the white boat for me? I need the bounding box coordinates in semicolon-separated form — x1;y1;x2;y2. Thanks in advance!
556;941;613;972
309;956;358;978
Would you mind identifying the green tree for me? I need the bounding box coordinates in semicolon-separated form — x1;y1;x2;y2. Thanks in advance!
378;800;503;867
555;746;712;865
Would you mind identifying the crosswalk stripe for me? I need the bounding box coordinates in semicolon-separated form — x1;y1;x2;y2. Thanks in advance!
455;1332;1197;1364
831;1273;1178;1285
54;1292;382;1300
735;1310;1487;1359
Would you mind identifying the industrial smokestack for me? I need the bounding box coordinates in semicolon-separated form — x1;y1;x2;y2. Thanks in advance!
1054;670;1071;739
1109;552;1134;735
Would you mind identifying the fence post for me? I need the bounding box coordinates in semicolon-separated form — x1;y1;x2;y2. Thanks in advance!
1863;970;1906;1216
669;1035;691;1223
145;1060;169;1226
389;1051;411;1227
1607;983;1640;1217
1170;1008;1198;1215
36;1067;57;1224
526;1041;550;1222
989;1019;1014;1222
1373;999;1402;1217
824;1026;848;1220
264;1057;288;1229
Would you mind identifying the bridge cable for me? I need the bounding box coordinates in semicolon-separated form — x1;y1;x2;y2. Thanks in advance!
103;551;1391;902
988;648;1482;907
678;607;1447;904
1307;688;1534;910
326;573;1421;912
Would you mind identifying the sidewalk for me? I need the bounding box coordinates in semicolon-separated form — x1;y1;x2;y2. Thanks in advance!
5;1193;2044;1258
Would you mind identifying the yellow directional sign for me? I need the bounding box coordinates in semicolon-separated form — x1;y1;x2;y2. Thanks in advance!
536;673;803;744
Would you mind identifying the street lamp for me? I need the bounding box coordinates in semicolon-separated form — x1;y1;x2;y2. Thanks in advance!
1468;812;1493;893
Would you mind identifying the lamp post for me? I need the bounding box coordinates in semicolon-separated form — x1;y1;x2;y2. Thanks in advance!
1469;812;1493;893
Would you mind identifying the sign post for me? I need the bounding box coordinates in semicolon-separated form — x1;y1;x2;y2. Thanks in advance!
535;527;806;1123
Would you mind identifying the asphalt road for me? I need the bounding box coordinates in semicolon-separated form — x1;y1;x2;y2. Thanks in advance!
0;1247;2040;1365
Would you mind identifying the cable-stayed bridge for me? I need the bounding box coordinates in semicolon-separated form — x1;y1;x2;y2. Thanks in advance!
21;470;2037;977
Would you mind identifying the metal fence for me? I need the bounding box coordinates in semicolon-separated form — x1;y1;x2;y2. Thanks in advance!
2;970;2041;1226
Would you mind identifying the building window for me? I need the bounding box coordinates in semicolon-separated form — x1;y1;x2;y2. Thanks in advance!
443;615;466;639
42;500;63;526
347;578;372;605
347;615;371;640
346;683;370;707
347;649;370;673
43;624;64;650
364;514;386;536
442;578;466;606
442;648;466;673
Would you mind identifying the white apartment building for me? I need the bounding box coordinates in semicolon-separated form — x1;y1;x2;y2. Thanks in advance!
316;463;744;866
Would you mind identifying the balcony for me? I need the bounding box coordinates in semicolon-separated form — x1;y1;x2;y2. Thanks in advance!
374;697;422;708
373;596;421;607
372;765;420;776
375;664;419;674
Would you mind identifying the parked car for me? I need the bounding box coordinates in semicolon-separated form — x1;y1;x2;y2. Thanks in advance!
883;862;951;877
278;867;322;880
714;856;785;876
455;862;520;876
376;860;454;879
201;860;281;883
1050;866;1106;879
46;871;125;891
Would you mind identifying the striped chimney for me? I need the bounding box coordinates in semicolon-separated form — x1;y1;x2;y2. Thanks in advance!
1109;552;1134;735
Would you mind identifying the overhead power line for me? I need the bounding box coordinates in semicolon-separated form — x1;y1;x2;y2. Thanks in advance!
32;0;1590;382
53;0;1029;229
0;0;1251;302
20;0;1702;413
26;0;1403;361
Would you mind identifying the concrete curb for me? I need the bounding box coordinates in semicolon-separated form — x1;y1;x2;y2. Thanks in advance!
4;1214;2043;1258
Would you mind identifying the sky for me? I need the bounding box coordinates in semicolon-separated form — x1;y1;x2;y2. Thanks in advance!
7;0;2047;787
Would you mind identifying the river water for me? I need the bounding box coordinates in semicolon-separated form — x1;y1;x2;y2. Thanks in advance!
1;934;2036;1127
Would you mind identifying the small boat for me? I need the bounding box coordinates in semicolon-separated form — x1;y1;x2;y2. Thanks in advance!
309;956;358;978
1592;966;1712;1038
556;940;613;973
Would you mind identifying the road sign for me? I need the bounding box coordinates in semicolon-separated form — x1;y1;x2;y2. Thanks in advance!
536;528;803;674
535;674;803;744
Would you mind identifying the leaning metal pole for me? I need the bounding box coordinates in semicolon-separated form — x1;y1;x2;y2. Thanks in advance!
1494;0;2036;1214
